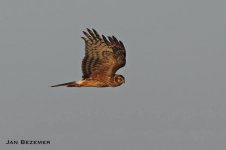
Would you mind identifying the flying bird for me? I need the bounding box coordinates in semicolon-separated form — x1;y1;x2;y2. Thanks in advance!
51;28;126;87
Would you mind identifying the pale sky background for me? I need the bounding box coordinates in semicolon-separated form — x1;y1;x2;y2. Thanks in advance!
0;0;226;150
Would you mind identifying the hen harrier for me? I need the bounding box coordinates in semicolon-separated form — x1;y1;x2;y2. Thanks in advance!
51;28;126;87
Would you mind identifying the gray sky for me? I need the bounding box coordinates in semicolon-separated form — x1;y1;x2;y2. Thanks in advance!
0;0;226;150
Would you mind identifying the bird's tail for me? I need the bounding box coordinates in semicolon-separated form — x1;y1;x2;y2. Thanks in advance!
51;81;80;87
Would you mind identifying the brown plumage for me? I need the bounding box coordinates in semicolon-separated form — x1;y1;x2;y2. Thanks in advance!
51;28;126;87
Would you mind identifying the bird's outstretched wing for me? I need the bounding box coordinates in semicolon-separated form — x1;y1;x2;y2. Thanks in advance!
81;28;126;79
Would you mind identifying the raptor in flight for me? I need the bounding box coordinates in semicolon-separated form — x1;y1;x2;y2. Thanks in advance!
51;28;126;87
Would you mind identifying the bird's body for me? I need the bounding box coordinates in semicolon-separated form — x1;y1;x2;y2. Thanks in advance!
51;75;122;87
51;28;126;88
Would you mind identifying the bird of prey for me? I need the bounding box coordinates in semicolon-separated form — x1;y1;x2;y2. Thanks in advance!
51;28;126;87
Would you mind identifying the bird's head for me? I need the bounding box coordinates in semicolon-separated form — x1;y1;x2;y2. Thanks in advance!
113;74;125;86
